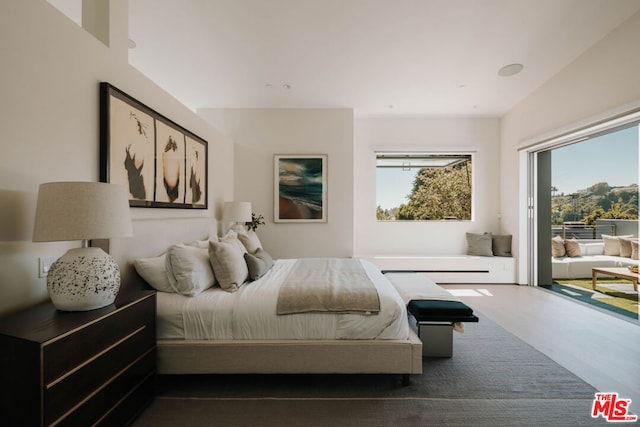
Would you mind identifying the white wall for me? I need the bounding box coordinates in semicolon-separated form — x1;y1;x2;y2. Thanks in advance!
500;10;640;284
4;3;637;314
354;117;501;256
198;108;354;259
0;0;233;316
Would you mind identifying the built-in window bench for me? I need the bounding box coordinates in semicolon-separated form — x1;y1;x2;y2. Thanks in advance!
359;255;516;284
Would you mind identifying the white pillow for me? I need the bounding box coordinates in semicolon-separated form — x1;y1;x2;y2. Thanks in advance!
602;234;634;256
208;231;248;292
165;244;216;296
602;234;620;256
134;254;173;293
187;238;210;249
238;230;263;254
581;242;604;256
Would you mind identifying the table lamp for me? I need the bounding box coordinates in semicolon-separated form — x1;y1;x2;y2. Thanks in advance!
223;201;252;234
33;182;133;311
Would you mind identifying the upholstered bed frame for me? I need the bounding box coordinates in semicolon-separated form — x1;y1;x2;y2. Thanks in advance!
103;217;423;382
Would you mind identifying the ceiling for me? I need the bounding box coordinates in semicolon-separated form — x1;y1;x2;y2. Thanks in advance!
128;0;640;117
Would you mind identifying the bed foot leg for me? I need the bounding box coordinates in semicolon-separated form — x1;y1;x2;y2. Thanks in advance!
402;374;410;386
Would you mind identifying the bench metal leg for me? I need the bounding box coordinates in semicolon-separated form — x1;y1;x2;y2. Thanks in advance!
418;323;453;357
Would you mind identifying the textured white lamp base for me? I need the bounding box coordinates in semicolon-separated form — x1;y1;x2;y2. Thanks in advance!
47;247;121;311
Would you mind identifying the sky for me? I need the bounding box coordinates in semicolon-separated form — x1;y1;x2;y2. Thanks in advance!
552;125;639;195
377;168;417;210
377;125;639;210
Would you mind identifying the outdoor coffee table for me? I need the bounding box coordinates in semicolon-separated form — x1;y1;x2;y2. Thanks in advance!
592;267;639;292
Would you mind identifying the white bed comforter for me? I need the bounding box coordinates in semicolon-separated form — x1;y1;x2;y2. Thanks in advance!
156;259;410;340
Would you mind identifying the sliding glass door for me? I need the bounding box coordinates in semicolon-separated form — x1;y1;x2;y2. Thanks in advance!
523;109;640;286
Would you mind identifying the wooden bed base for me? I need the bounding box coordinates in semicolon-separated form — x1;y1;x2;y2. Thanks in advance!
105;218;423;384
157;329;423;384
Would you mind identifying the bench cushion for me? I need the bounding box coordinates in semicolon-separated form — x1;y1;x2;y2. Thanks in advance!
408;300;478;322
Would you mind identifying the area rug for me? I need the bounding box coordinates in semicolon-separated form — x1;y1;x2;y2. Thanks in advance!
132;314;609;427
544;279;638;319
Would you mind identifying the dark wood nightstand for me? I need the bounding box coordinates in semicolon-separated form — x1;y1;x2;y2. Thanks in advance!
0;291;156;426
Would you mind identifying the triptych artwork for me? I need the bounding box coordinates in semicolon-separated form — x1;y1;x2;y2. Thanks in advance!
100;83;207;209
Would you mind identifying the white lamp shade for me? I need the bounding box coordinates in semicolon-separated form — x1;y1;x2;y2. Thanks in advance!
223;201;252;223
33;182;133;242
32;182;132;311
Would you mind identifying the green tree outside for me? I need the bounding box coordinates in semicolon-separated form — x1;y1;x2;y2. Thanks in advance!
393;161;472;220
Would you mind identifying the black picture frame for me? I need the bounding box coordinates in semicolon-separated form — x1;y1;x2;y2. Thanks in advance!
100;82;207;209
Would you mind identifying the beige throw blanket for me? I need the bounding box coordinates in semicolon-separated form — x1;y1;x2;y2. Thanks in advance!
277;258;380;315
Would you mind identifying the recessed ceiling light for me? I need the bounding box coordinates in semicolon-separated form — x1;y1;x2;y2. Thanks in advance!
282;84;292;90
498;63;523;77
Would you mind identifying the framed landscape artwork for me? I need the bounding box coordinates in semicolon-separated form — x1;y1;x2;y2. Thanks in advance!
274;154;327;222
100;83;207;209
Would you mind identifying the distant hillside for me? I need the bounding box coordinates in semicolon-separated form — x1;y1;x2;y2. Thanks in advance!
551;182;638;225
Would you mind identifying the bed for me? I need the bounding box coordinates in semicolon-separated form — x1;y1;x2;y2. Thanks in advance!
103;218;423;383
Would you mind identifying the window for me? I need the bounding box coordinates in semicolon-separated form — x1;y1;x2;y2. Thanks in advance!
376;153;472;221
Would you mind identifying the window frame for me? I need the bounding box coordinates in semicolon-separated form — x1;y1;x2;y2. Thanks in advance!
375;151;474;222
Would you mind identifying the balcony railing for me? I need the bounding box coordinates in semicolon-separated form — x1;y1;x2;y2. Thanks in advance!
551;223;616;240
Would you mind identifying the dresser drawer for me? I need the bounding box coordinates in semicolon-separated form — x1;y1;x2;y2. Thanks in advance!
44;324;155;425
98;371;156;426
53;348;156;426
43;295;155;384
